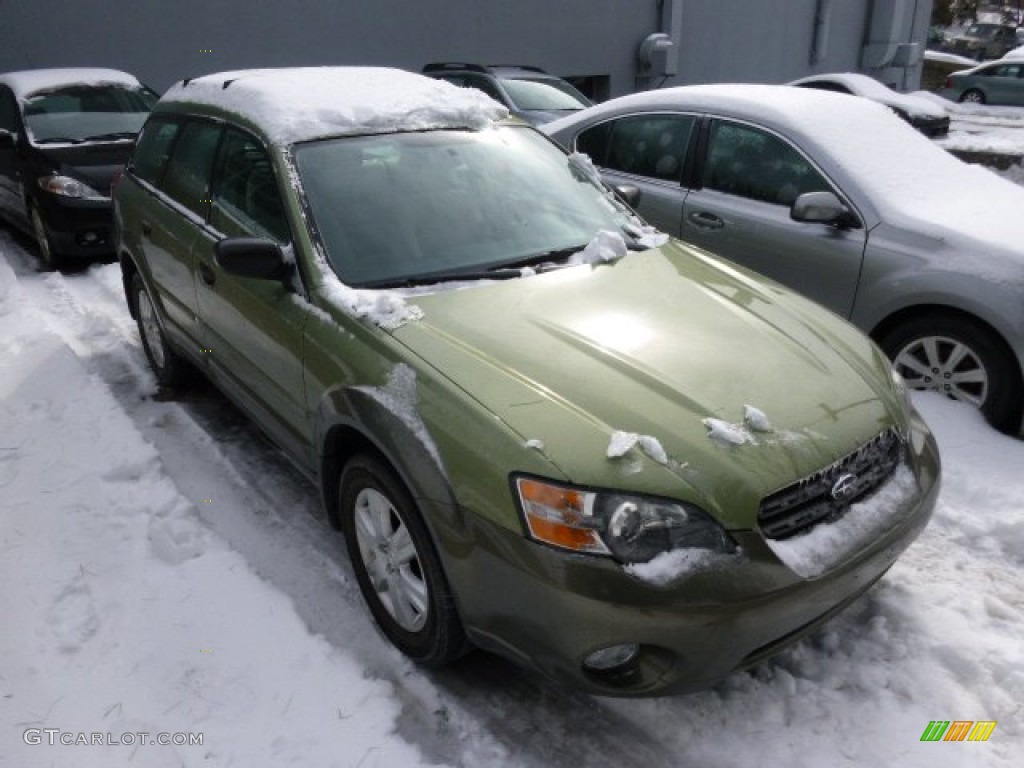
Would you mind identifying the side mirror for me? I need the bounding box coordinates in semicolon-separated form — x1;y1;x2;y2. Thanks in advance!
214;237;292;281
0;130;15;149
613;184;641;208
791;190;856;227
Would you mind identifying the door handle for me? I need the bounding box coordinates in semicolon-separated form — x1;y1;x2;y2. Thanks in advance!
141;221;152;237
198;261;216;287
688;211;725;230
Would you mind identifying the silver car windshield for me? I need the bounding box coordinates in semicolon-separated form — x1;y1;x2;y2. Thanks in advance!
294;125;631;286
501;78;591;111
24;84;156;144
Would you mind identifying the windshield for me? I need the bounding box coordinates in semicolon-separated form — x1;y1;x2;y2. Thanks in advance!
500;78;591;111
294;126;632;286
965;24;1000;39
23;84;157;144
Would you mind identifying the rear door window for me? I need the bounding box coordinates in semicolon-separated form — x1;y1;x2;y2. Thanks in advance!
578;114;695;182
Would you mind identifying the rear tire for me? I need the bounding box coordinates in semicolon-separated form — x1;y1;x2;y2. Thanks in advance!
339;454;467;666
880;312;1022;434
959;89;985;104
131;272;189;387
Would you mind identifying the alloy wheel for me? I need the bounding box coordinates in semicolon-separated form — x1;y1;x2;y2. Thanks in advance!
352;487;429;632
892;335;988;407
30;207;55;269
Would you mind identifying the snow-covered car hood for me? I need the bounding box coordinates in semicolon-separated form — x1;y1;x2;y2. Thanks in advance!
392;242;905;528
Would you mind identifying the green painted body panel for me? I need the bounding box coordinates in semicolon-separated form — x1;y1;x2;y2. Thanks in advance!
390;240;906;531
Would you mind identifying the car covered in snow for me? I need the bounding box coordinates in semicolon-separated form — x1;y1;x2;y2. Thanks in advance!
788;72;950;137
0;68;156;268
543;84;1024;434
113;67;939;696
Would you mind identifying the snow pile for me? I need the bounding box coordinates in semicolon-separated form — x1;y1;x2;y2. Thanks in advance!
623;220;669;249
569;230;628;266
742;405;773;433
355;363;443;471
319;272;424;330
703;417;755;446
0;67;141;99
0;258;436;768
568;151;604;186
163;67;509;145
766;464;920;578
606;430;669;465
626;548;743;587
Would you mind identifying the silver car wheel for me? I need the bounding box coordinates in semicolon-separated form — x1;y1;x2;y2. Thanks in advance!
961;89;984;104
136;284;166;371
353;487;429;633
893;334;988;407
30;206;55;268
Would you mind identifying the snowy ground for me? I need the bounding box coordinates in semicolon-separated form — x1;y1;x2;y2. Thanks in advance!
1;224;1022;767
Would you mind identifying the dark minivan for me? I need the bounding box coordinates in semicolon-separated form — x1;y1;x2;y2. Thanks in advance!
0;68;156;268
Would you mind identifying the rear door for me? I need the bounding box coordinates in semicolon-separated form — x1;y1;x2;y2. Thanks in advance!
574;112;696;234
194;127;311;462
121;116;212;347
681;118;867;317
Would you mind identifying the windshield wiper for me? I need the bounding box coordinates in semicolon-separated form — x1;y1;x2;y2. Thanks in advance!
493;244;588;271
370;268;524;289
82;131;137;142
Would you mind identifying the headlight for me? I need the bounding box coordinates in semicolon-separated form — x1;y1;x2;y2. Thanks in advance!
514;476;736;563
38;174;105;199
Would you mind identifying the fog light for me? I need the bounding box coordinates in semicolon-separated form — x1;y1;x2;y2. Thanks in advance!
583;643;639;672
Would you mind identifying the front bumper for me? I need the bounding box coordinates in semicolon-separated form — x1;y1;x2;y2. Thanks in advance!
35;194;115;259
441;419;940;697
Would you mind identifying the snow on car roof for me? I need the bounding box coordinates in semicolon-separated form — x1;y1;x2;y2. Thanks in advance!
159;67;510;145
790;72;947;118
0;68;142;100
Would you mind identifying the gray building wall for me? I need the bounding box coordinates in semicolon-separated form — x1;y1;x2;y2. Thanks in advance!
0;0;932;96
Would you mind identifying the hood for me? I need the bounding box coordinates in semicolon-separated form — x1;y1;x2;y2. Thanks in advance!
392;243;904;528
32;141;133;196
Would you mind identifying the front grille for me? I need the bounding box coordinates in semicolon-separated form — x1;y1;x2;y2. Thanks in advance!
758;428;905;540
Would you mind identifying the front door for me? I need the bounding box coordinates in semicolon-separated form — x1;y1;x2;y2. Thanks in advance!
681;119;868;318
196;127;310;463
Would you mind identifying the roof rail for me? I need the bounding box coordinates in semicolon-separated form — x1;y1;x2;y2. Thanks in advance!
422;62;490;74
488;64;548;73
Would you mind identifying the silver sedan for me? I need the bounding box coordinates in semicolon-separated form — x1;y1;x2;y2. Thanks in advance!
543;84;1024;433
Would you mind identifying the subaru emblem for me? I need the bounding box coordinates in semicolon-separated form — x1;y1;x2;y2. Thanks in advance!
831;473;858;501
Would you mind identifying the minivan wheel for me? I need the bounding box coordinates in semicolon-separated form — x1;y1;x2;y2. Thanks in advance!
339;454;467;666
881;313;1022;433
960;89;985;104
30;205;60;270
131;273;188;387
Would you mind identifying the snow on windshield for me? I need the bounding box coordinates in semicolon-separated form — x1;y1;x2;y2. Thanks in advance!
162;67;509;145
0;68;141;100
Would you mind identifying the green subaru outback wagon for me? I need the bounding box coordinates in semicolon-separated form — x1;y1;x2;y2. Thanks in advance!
113;67;939;696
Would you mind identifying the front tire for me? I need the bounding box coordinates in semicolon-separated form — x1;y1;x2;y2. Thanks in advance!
960;89;985;104
881;312;1022;434
339;454;467;666
30;204;60;270
131;272;189;387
